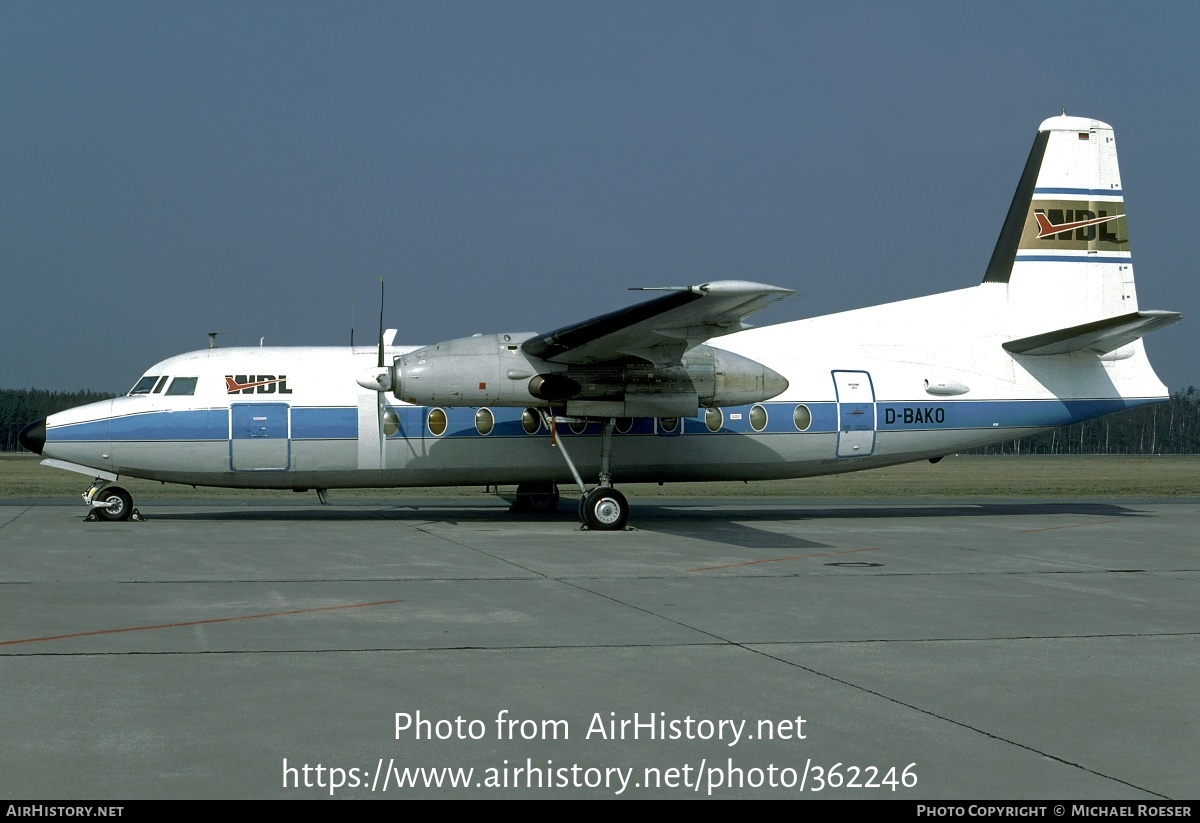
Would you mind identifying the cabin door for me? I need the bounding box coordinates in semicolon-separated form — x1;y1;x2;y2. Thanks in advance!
230;403;291;471
832;371;876;458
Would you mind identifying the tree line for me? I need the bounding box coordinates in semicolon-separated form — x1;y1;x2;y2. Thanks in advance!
3;386;1199;455
969;387;1200;455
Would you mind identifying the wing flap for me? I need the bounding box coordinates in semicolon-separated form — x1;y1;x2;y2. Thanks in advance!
521;280;793;365
1003;310;1181;355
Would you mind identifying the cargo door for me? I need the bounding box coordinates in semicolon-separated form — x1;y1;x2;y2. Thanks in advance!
230;403;291;471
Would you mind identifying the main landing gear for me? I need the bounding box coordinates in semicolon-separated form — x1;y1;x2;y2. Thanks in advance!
511;481;562;514
579;486;629;531
82;479;139;522
542;412;630;531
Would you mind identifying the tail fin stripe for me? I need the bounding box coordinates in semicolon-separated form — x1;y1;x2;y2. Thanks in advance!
1034;187;1123;196
1014;255;1131;264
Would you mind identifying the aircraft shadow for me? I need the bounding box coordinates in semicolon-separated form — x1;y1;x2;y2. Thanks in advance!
125;499;1156;552
629;500;1151;548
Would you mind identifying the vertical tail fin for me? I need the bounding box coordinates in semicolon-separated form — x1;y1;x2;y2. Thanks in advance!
985;114;1139;329
985;114;1179;355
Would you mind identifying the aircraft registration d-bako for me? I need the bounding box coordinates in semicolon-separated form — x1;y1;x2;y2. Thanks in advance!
18;114;1181;529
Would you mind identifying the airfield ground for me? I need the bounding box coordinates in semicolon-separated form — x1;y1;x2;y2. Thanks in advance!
1;454;1197;799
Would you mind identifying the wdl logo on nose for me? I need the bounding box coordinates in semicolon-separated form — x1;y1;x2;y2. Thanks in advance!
225;375;293;394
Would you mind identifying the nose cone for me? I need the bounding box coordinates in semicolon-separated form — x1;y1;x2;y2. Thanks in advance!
18;418;46;455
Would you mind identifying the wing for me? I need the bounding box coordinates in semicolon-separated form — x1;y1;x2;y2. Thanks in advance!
521;280;793;367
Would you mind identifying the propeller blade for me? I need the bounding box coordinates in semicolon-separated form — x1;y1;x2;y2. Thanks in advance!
377;278;388;469
352;278;394;471
378;277;385;369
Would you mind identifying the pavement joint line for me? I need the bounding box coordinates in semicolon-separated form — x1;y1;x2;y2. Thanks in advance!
0;598;406;647
686;546;881;572
743;644;1171;800
1017;518;1121;533
5;631;1199;657
411;524;553;580
551;579;1178;799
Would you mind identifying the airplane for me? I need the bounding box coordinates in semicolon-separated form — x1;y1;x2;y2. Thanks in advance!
18;113;1181;530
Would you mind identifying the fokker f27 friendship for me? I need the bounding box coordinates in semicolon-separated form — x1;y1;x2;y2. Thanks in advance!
19;114;1181;529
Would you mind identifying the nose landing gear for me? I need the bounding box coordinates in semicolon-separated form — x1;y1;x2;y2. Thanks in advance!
83;479;138;522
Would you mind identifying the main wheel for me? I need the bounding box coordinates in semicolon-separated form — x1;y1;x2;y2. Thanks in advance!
581;487;628;531
512;482;561;513
93;486;133;522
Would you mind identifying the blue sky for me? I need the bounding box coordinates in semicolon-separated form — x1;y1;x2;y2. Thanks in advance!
2;2;1196;392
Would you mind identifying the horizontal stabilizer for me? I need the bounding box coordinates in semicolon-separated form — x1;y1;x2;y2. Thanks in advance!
1003;310;1181;356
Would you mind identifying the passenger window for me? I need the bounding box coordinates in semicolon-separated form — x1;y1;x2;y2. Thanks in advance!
793;404;812;432
428;408;448;436
383;408;400;437
475;408;494;436
165;377;198;396
749;404;768;432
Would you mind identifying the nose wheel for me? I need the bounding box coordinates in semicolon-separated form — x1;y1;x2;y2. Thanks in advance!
83;480;136;522
90;486;134;522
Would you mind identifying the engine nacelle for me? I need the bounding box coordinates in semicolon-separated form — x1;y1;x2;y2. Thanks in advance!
391;333;788;416
392;333;544;407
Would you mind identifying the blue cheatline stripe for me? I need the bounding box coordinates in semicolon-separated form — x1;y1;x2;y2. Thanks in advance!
875;397;1154;431
45;396;1166;444
291;406;357;439
1033;187;1123;197
50;409;228;441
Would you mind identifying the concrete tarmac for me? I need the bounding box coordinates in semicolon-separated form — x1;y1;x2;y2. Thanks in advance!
1;495;1197;799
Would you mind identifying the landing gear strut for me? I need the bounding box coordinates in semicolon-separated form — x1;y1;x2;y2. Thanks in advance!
543;412;629;531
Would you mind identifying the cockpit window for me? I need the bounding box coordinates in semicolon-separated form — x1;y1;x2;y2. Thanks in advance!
129;376;161;395
152;376;169;393
165;377;198;396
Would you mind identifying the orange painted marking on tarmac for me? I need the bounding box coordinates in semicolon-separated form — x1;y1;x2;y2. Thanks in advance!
1017;518;1120;534
687;546;880;573
0;598;405;647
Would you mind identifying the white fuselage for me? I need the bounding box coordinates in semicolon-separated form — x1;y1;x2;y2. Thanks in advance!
37;281;1169;491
